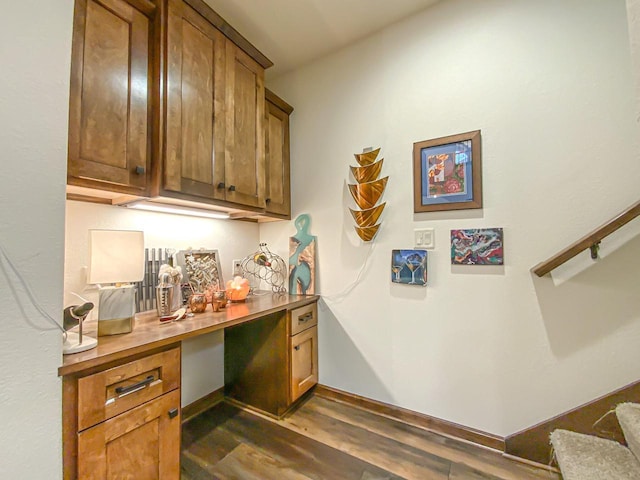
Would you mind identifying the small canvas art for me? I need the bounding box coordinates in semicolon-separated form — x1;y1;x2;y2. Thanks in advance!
451;228;504;265
391;249;428;286
289;214;316;294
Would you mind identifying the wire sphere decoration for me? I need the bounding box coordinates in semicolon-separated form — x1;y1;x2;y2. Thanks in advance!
240;243;287;293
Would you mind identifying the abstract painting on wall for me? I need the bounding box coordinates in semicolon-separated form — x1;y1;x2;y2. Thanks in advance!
450;228;504;265
391;249;427;286
289;213;316;294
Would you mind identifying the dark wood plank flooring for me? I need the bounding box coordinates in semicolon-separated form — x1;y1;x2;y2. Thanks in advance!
181;394;560;480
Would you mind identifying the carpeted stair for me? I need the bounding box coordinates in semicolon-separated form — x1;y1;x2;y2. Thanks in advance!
617;402;640;462
550;402;640;480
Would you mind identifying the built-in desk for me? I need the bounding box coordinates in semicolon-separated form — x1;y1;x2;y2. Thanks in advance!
60;293;319;480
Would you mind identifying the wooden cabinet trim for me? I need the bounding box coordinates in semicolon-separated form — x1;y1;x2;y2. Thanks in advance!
183;0;273;69
265;88;294;115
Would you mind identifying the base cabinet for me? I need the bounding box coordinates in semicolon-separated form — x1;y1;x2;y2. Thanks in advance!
290;325;318;402
78;390;181;479
224;300;318;417
64;346;181;480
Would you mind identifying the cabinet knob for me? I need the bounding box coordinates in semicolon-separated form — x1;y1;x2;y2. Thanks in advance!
228;185;236;192
217;182;225;189
168;408;179;419
135;165;145;175
294;345;301;351
265;198;271;204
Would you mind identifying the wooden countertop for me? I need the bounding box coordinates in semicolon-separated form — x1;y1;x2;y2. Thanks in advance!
59;293;319;377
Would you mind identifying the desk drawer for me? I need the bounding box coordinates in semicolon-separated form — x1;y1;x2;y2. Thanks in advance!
77;346;180;431
290;303;317;336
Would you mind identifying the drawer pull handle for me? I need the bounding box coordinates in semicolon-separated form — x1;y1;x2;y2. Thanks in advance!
294;345;301;351
168;408;179;419
299;313;313;323
114;375;155;397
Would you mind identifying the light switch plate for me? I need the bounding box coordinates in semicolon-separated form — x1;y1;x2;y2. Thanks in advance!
414;228;435;249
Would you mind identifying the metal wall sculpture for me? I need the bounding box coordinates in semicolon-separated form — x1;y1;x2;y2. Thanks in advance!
348;148;388;241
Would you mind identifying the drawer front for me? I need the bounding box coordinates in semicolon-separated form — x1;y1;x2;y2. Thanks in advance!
290;302;317;336
78;346;180;431
290;325;318;402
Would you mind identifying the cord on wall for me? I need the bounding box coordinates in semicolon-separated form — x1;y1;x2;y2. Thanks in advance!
319;241;377;305
0;242;65;333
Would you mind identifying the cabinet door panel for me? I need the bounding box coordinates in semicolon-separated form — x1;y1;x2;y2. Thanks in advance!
68;0;149;192
225;43;265;207
78;390;180;480
290;326;318;402
165;0;225;199
265;100;291;216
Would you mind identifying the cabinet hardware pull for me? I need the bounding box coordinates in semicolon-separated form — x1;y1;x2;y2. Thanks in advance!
217;182;225;189
135;165;145;175
299;313;313;323
265;198;271;204
168;408;179;419
294;345;301;351
114;375;155;397
228;185;236;192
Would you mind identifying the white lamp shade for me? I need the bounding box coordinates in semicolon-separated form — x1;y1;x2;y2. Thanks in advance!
88;230;145;284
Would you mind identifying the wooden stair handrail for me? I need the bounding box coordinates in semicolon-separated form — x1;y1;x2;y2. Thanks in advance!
531;199;640;277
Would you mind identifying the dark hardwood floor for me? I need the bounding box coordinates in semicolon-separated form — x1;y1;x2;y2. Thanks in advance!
181;394;560;480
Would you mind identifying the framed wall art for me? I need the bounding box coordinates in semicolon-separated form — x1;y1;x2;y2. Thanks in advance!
413;130;482;213
391;249;428;286
451;228;503;265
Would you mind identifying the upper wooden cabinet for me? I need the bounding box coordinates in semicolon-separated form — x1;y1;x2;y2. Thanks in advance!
223;42;266;208
265;89;293;218
68;0;154;195
164;0;226;201
163;0;266;210
68;0;288;217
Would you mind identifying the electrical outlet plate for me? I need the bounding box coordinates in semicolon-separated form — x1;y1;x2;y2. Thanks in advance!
232;259;242;277
414;228;435;249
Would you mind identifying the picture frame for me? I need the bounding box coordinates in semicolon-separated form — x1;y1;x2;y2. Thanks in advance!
451;228;504;265
413;130;482;213
175;249;223;293
391;249;428;286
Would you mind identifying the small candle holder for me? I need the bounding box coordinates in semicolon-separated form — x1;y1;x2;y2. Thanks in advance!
211;290;227;312
188;293;207;313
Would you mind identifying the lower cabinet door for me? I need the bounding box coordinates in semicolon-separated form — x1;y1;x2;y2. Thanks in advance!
290;326;318;402
78;390;180;479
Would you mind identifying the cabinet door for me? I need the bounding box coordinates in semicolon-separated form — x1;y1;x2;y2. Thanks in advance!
224;41;266;208
68;0;151;194
78;390;180;480
290;326;318;402
165;0;226;200
265;95;292;217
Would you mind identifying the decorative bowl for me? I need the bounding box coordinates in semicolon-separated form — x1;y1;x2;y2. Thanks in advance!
349;202;386;227
188;293;208;313
348;176;388;210
350;159;384;184
354;223;381;242
353;148;380;166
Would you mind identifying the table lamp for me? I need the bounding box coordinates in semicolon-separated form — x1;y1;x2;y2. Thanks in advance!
88;230;144;336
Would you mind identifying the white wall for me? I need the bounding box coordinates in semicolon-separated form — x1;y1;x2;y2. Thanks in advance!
64;201;260;406
0;1;73;478
263;0;640;436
